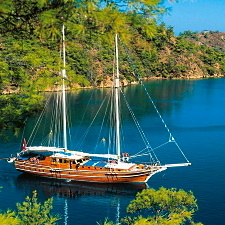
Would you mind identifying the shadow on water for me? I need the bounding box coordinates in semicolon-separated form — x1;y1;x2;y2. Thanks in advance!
15;174;147;199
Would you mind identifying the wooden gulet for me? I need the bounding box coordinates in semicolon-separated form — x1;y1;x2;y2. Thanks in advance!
10;29;191;183
14;147;168;183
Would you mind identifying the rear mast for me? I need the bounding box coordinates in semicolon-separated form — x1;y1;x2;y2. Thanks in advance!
62;25;67;150
115;34;121;162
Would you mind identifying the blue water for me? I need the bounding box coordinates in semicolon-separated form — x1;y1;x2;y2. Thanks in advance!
1;78;225;224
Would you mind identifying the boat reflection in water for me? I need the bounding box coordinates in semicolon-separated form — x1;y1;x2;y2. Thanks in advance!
15;174;148;199
15;174;148;224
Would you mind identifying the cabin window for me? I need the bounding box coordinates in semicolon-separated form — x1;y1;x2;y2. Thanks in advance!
51;158;56;163
59;159;63;163
63;159;68;163
39;155;45;160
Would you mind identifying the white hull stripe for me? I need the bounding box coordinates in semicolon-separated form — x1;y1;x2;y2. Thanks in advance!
15;163;162;176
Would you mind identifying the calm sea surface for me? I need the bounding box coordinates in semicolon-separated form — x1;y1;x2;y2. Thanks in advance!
1;78;225;224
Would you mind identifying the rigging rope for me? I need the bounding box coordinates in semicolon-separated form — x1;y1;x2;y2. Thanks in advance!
27;94;51;146
75;94;108;150
120;38;190;164
135;79;190;163
73;90;95;149
130;141;170;159
120;90;159;163
94;90;112;154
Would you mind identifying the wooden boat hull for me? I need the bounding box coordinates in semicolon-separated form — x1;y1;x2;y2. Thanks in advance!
14;160;165;183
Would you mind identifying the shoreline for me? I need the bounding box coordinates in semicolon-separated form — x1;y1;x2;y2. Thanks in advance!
2;75;225;95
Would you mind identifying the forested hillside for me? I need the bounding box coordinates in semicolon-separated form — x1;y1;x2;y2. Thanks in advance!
1;0;225;134
181;30;225;52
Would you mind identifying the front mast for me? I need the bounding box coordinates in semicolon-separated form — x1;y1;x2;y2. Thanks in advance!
62;25;68;150
115;34;121;161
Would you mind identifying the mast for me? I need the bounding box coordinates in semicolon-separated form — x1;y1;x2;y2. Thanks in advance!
62;25;67;150
115;34;121;161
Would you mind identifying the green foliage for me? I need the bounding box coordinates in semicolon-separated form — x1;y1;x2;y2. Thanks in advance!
97;218;119;225
180;31;199;40
127;187;197;213
16;190;60;225
98;187;203;225
1;0;225;134
0;211;20;225
124;187;201;225
174;37;196;54
0;190;60;225
0;93;44;135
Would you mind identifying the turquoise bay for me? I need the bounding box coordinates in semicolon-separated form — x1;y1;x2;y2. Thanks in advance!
1;78;225;224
